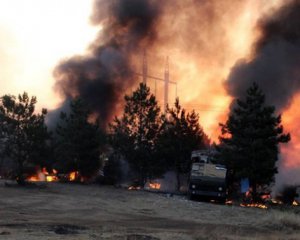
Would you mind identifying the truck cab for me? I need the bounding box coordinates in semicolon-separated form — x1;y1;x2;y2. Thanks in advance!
188;150;227;202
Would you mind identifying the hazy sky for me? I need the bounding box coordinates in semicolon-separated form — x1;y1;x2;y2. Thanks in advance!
0;0;98;110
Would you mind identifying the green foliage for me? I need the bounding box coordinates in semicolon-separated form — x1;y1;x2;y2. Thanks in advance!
157;98;209;190
54;98;105;180
109;83;161;186
0;92;49;184
218;83;290;195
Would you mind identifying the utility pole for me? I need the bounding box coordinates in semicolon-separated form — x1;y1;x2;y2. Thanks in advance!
142;50;147;85
164;57;169;113
136;53;177;113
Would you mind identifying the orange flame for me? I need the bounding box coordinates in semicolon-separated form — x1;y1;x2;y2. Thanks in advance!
149;183;161;190
128;186;141;190
27;167;59;182
240;203;268;209
69;171;78;181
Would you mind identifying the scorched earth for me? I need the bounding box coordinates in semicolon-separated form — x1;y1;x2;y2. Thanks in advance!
0;182;299;240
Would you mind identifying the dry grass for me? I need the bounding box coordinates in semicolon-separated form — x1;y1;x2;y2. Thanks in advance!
261;210;300;231
0;182;300;240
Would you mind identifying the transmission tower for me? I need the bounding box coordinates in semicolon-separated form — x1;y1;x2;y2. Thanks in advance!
136;52;177;113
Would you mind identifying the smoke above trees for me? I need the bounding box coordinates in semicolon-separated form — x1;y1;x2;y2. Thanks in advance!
54;0;163;126
225;0;300;111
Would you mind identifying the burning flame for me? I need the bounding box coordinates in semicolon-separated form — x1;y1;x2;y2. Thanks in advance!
27;167;58;182
292;200;299;206
240;203;268;209
68;171;80;181
128;186;141;190
27;169;85;182
149;183;161;190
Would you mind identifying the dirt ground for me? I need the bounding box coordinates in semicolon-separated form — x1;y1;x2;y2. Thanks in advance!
0;181;299;240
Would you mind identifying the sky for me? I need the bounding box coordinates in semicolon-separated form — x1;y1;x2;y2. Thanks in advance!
0;0;285;141
0;0;97;109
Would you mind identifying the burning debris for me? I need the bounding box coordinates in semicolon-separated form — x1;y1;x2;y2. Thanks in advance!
128;186;141;191
27;168;58;183
224;185;300;209
148;182;161;190
26;168;86;183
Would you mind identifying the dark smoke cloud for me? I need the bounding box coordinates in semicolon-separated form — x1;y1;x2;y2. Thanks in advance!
53;0;162;126
225;0;300;110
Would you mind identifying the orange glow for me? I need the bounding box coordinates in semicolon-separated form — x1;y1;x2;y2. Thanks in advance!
292;200;299;206
46;175;58;182
149;183;161;190
69;172;78;182
144;0;284;142
240;203;268;209
27;167;59;182
281;93;300;168
27;175;40;182
0;0;286;144
261;194;271;200
128;186;141;190
0;0;98;110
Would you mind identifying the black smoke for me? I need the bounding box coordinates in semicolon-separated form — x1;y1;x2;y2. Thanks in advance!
225;0;300;110
53;0;162;126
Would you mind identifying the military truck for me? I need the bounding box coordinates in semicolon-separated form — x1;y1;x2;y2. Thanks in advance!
187;150;227;202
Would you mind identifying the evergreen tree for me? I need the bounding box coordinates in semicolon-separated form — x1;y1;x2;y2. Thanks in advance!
54;98;104;181
157;98;209;191
218;83;290;199
109;83;161;186
0;92;50;184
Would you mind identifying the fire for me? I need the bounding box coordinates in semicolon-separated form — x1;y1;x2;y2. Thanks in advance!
27;167;59;182
128;186;141;190
281;93;300;168
27;168;86;182
271;199;283;205
261;194;271;200
27;175;41;182
68;171;78;181
149;183;161;190
292;200;299;206
46;175;58;182
240;203;268;209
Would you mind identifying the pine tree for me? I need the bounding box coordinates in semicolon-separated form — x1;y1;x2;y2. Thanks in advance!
218;83;290;199
0;92;50;184
54;98;104;181
109;83;161;186
157;98;209;191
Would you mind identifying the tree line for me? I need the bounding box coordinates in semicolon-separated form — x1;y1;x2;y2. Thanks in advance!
0;83;290;199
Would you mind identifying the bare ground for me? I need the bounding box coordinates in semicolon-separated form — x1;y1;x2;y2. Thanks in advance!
0;181;299;240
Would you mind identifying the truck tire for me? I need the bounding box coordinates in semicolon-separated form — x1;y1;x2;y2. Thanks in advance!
187;191;195;201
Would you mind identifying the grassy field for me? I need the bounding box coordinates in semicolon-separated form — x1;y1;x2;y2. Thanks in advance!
0;181;299;240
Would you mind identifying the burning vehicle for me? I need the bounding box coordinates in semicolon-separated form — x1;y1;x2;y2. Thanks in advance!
188;150;227;202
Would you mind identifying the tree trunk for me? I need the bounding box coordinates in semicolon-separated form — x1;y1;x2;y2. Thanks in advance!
176;170;181;192
16;160;25;185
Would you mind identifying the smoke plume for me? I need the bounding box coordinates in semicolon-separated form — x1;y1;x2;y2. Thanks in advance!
54;0;162;125
225;0;300;189
225;0;300;110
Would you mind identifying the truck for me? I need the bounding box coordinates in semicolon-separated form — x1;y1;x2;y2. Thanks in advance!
187;150;227;202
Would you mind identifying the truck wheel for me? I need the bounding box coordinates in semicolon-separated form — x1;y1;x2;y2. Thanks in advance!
187;191;195;201
218;197;226;204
